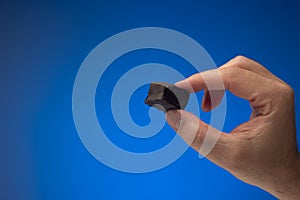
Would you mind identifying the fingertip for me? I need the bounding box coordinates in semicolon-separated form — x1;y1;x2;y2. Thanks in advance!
166;110;181;131
202;90;212;112
175;80;194;93
202;90;225;112
175;73;206;93
202;104;212;112
166;110;200;135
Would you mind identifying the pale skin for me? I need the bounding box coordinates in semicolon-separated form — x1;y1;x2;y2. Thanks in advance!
166;56;300;199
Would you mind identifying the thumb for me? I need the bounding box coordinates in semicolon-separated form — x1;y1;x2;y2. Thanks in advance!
166;110;232;164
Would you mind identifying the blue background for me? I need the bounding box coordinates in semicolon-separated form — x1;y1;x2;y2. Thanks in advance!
1;0;300;199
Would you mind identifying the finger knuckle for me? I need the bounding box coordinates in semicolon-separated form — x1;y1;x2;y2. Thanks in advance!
279;83;295;100
286;85;294;97
231;55;250;67
234;55;248;63
219;65;242;75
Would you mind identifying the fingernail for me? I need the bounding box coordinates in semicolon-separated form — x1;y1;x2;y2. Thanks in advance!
175;80;185;87
175;80;187;89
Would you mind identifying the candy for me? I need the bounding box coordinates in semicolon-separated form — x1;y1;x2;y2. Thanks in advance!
144;82;190;112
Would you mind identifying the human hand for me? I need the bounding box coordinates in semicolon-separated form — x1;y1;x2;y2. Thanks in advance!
166;56;300;199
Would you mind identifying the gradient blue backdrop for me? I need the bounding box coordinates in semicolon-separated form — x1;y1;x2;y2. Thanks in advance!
1;0;300;199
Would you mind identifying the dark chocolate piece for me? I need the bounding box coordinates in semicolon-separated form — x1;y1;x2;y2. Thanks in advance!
144;82;190;112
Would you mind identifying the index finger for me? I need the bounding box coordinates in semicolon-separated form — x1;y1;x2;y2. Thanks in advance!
176;67;271;102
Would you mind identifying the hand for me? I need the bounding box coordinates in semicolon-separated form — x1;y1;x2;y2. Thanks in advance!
166;56;300;199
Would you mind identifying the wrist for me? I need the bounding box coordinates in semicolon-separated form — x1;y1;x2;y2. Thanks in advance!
271;154;300;199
